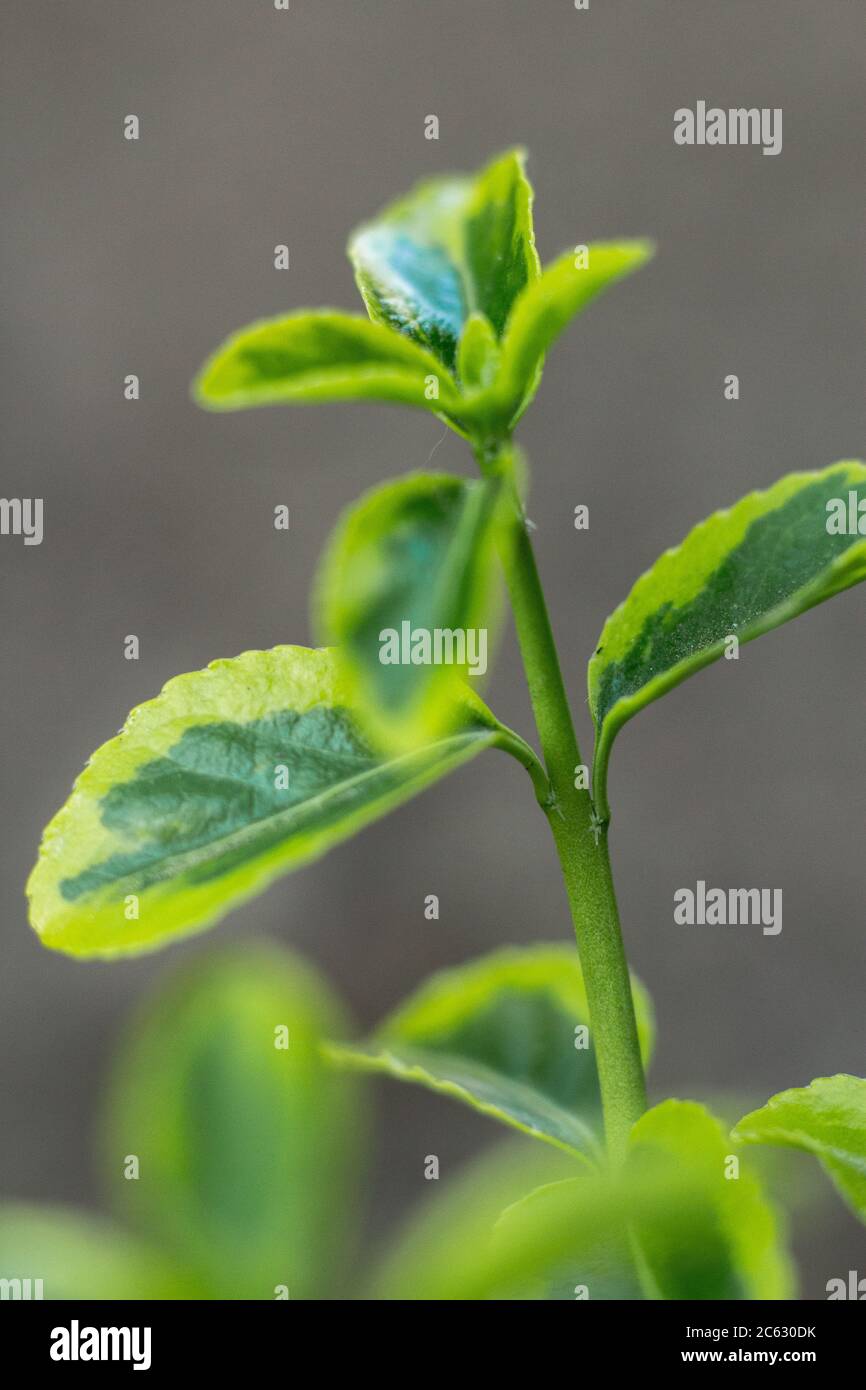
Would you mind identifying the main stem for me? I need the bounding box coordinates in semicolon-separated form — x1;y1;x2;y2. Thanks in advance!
495;467;647;1159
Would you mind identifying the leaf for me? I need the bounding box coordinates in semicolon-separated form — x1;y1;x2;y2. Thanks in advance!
732;1075;866;1222
367;1141;580;1300
314;471;507;751
457;312;501;390
330;943;654;1159
626;1100;794;1300
462;148;540;338
348;148;538;376
381;1102;790;1301
491;1179;644;1300
370;1132;770;1301
27;645;509;958
104;944;362;1299
195;154;652;440
492;1109;795;1303
589;462;866;818
494;240;655;423
193;310;462;414
0;1206;197;1299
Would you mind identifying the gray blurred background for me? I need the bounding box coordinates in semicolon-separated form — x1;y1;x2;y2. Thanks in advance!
2;0;864;1298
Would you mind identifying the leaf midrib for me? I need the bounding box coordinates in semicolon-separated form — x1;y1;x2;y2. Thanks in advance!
70;729;491;899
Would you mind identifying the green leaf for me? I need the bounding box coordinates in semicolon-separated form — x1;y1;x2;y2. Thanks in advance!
193;310;462;414
495;240;654;423
195;154;652;439
368;1141;579;1300
627;1101;794;1300
732;1075;866;1222
0;1206;197;1299
492;1109;795;1302
491;1179;643;1300
350;178;468;373
462;148;540;338
27;645;509;958
348;148;538;376
589;462;866;819
314;471;507;752
370;1130;780;1301
105;944;362;1299
379;1102;790;1300
457;312;501;390
330;943;654;1159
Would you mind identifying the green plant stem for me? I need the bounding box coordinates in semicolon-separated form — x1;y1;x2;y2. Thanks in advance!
489;459;647;1160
